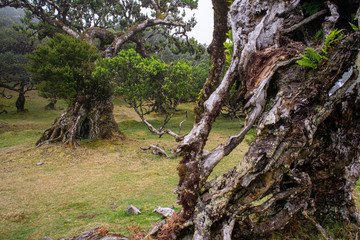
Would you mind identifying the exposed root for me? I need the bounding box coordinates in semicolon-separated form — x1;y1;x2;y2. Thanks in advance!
303;210;334;240
36;100;122;148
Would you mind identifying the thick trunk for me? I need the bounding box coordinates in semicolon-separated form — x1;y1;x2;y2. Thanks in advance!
15;91;25;112
194;0;231;123
154;0;360;239
36;97;123;148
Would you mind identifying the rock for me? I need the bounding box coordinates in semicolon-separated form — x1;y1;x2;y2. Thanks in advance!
153;206;175;218
42;237;53;240
37;162;44;166
124;205;141;215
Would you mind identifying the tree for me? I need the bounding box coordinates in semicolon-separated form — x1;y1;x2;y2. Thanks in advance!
152;0;360;239
0;0;198;58
28;34;120;147
0;7;35;112
0;0;200;146
95;49;204;139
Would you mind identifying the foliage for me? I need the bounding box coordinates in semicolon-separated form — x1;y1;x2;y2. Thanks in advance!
301;1;323;16
296;29;344;69
321;29;344;55
223;30;233;65
1;0;200;58
94;49;205;114
296;47;326;69
0;7;36;111
27;34;112;105
349;22;359;31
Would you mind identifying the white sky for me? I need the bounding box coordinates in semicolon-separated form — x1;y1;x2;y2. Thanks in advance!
187;0;214;45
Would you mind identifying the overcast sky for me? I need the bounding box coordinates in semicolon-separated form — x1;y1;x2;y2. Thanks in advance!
187;0;214;45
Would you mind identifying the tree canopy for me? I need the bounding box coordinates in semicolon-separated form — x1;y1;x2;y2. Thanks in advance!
95;48;207;115
27;33;113;105
0;0;202;58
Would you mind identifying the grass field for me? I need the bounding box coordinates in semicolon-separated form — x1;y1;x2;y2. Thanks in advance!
0;90;359;240
0;90;250;239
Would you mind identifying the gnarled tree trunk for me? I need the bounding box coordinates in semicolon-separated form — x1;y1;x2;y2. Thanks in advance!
155;0;360;239
36;94;122;148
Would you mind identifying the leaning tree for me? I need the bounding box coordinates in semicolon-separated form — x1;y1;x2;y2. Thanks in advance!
0;7;36;112
0;0;199;146
151;0;360;239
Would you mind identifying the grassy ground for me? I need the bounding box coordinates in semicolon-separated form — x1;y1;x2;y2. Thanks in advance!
0;90;249;239
1;90;359;240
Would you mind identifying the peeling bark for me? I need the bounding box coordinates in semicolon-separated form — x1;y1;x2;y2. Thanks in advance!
154;0;360;239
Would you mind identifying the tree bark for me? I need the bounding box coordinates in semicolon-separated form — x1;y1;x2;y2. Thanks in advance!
36;94;123;148
194;0;231;123
15;91;25;112
154;0;360;239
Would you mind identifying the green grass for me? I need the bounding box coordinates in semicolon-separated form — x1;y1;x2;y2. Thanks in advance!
1;90;359;240
0;91;249;239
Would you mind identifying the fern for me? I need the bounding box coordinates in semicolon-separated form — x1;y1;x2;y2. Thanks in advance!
296;48;326;69
296;59;318;69
321;29;344;55
297;29;344;69
349;22;359;31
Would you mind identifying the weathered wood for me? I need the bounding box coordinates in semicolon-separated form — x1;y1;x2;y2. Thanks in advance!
43;226;108;240
154;0;360;239
36;97;123;148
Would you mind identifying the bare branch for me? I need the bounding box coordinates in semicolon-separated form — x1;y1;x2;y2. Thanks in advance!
104;18;185;58
140;145;171;158
0;89;12;99
303;211;334;240
178;111;188;135
132;106;183;141
281;9;328;35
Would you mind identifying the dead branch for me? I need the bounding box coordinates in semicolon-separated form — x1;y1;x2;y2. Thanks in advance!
133;106;183;141
140;145;171;158
178;111;188;135
0;89;12;99
43;226;108;240
303;210;334;240
281;9;328;35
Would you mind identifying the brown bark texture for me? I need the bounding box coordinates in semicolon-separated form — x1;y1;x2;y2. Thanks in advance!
154;0;360;239
36;95;123;148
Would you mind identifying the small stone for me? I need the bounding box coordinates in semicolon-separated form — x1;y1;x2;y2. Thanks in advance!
153;206;175;218
124;205;141;215
37;162;44;166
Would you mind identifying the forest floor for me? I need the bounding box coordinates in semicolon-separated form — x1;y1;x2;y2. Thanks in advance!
0;90;251;240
